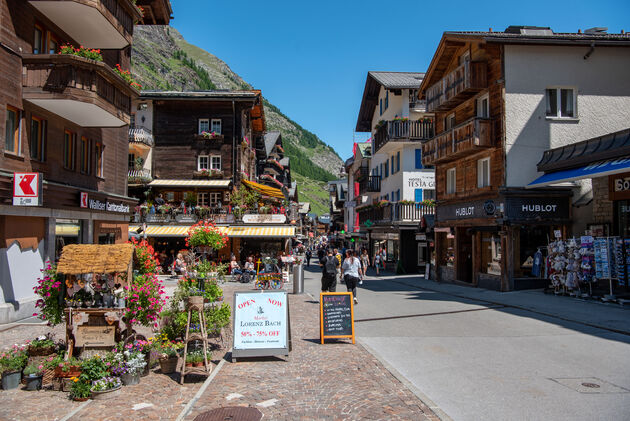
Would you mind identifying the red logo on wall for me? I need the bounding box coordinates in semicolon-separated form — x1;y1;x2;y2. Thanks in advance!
80;192;88;208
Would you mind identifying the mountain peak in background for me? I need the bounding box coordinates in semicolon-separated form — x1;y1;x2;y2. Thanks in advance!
131;26;344;215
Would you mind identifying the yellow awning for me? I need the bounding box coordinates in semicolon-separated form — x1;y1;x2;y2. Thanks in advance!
242;179;284;199
148;179;231;188
129;225;295;238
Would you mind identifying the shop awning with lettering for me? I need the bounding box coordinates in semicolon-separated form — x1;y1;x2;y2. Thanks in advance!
148;179;232;188
129;225;295;238
527;158;630;188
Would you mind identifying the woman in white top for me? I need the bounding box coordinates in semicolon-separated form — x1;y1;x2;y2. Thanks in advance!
341;249;363;304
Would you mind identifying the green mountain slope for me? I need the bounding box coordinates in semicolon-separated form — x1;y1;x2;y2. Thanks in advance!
131;26;344;213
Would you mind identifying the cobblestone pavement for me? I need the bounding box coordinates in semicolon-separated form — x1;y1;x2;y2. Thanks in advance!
0;278;438;420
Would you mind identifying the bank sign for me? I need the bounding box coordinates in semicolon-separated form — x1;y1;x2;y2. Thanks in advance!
80;192;130;214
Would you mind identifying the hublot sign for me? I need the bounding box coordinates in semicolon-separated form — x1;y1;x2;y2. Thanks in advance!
505;196;569;221
437;199;502;222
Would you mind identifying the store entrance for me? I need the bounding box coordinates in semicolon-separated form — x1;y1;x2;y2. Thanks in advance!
457;228;473;282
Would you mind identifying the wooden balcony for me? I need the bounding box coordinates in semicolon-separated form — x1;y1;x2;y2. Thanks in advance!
358;202;434;226
22;54;137;127
425;61;487;112
28;0;142;49
359;176;381;194
422;118;493;166
136;0;173;25
373;120;434;154
128;169;152;184
128;126;154;147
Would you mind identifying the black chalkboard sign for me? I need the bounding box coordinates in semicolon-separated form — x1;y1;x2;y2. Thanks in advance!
320;292;355;344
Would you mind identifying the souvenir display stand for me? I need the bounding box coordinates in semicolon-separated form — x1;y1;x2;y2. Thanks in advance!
56;244;136;358
547;237;596;297
180;297;211;384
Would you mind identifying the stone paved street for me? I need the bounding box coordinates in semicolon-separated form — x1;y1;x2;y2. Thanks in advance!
0;273;439;421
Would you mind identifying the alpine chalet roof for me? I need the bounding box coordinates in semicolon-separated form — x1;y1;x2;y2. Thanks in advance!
264;131;281;156
140;90;260;100
356;72;425;132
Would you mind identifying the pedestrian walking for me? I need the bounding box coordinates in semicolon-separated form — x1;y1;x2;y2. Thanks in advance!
306;249;312;266
374;250;381;275
320;249;339;292
341;250;363;304
334;248;342;284
360;249;370;284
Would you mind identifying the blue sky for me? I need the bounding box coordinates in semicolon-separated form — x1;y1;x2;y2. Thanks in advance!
170;0;629;160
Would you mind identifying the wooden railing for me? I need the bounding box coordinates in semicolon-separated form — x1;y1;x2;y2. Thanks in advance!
101;0;135;35
359;176;381;194
425;61;487;112
373;120;434;153
128;126;154;146
358;203;434;225
422;118;493;166
22;54;136;120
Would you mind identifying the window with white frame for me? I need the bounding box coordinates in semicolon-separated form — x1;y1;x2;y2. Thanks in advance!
446;168;456;194
546;87;576;118
198;118;209;134
211;119;222;134
477;157;490;188
198;155;209;170
197;192;208;207
477;93;489;118
210;155;221;170
209;192;222;207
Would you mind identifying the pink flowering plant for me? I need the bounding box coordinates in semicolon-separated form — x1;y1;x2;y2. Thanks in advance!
125;273;165;328
0;345;28;374
33;261;64;326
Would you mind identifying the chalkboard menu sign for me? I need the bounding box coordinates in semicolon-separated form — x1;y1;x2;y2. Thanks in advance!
320;292;355;344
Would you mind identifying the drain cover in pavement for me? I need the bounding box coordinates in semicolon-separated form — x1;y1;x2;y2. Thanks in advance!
193;406;262;421
550;377;630;394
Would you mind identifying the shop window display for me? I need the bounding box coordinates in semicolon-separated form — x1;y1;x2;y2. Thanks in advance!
481;232;501;275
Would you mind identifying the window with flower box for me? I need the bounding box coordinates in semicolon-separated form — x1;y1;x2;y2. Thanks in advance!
211;119;222;134
198;155;209;171
198;118;209;134
210;155;221;170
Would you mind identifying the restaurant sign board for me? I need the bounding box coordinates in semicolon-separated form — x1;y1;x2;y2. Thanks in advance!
242;214;286;224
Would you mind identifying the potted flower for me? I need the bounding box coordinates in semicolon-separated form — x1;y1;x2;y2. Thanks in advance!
120;350;146;386
192;351;204;367
33;261;64;326
28;335;56;356
153;336;183;374
185;353;195;368
0;345;28;390
54;357;81;378
114;288;126;308
69;377;91;401
91;376;122;400
23;364;44;391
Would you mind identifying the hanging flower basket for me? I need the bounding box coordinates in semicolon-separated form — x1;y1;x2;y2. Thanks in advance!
185;221;228;250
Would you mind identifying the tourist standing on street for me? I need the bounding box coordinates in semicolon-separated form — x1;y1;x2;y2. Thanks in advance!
320;249;338;292
333;248;342;283
374;250;381;275
341;250;362;304
360;249;370;284
306;248;312;266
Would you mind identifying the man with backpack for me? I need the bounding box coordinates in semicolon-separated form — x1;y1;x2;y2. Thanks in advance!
320;249;339;292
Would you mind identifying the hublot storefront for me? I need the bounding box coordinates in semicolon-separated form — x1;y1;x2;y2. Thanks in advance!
434;188;572;291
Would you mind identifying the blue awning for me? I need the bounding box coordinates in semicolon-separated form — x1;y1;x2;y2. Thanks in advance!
528;158;630;188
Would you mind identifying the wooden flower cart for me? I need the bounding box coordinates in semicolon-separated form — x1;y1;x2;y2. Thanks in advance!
56;244;137;358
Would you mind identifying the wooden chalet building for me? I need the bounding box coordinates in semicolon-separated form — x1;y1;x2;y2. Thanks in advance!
419;26;630;291
0;0;171;323
129;90;296;261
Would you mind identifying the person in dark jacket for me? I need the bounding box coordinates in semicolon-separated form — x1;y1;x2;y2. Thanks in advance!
319;249;339;292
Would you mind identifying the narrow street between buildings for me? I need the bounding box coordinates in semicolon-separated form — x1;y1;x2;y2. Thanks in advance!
299;265;630;421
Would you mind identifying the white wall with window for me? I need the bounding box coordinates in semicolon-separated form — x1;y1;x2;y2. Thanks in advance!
477;157;490;188
504;44;630;187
